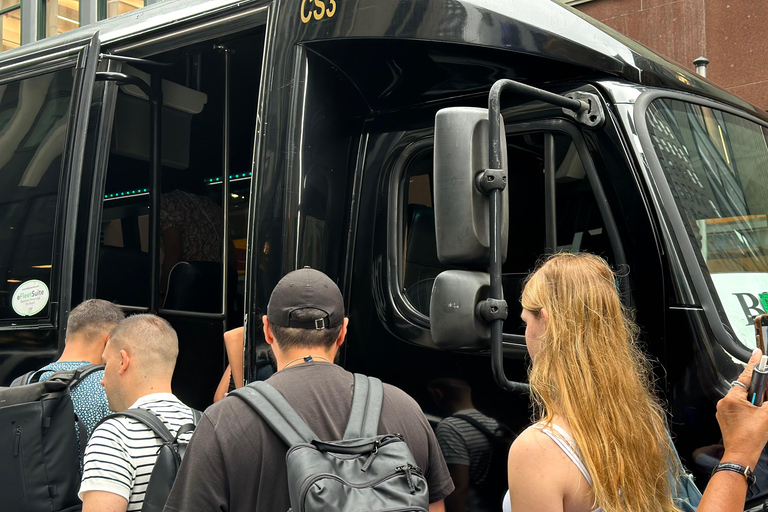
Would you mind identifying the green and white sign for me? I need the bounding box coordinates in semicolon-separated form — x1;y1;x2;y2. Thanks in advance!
710;272;768;349
12;280;50;316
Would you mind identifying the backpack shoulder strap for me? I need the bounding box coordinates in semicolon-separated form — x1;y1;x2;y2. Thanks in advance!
10;370;37;387
173;408;203;443
230;382;316;447
34;364;105;387
73;363;105;380
98;408;175;444
453;414;497;438
343;374;384;439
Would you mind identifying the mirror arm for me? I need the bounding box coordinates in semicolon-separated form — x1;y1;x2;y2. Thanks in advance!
486;79;585;394
488;78;586;169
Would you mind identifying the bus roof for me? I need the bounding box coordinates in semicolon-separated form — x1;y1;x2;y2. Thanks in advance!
1;0;761;117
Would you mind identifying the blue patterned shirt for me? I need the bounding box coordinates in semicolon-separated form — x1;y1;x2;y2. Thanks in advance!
34;361;112;439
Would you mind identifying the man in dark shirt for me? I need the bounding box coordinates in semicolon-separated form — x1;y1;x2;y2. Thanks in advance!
164;267;454;511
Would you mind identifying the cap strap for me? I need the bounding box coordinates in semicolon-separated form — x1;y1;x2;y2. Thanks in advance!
284;314;332;330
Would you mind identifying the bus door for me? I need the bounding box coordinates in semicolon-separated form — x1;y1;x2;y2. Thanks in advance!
0;35;102;384
85;22;267;410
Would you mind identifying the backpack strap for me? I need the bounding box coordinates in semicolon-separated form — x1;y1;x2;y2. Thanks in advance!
98;408;175;444
69;364;106;387
343;374;384;439
26;364;105;387
174;408;203;443
454;414;497;438
230;382;317;447
27;368;53;384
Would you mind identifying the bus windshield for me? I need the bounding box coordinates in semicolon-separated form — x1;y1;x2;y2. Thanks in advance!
645;98;768;348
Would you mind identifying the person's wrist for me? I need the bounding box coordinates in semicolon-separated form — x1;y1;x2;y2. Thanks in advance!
720;450;760;472
712;461;756;486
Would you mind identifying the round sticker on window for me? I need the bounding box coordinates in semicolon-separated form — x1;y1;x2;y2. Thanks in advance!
12;280;50;316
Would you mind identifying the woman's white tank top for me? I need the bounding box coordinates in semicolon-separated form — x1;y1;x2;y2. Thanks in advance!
502;423;604;512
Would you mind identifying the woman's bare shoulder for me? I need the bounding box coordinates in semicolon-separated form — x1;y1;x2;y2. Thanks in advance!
507;425;596;512
509;425;565;460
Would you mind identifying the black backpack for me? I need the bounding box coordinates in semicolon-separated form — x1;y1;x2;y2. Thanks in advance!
0;364;104;512
453;413;515;510
231;374;430;512
95;407;201;512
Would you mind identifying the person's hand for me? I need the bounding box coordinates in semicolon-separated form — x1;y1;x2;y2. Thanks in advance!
716;349;768;469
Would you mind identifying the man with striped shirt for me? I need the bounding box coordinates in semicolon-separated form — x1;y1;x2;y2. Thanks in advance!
429;378;502;512
79;314;195;512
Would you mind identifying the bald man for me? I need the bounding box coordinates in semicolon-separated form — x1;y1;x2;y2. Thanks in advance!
79;314;195;512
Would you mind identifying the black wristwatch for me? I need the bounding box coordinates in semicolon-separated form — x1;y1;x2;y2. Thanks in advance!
712;462;756;486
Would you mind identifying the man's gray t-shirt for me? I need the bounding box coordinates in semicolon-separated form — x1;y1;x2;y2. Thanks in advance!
164;362;454;511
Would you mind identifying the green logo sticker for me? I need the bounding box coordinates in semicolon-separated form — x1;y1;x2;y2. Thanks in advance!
760;292;768;312
12;280;50;316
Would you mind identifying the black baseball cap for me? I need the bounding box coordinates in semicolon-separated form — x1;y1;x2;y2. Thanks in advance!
267;267;344;329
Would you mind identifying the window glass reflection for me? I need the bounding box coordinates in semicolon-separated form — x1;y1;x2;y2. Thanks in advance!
46;0;79;38
0;69;75;320
1;7;21;52
106;0;143;19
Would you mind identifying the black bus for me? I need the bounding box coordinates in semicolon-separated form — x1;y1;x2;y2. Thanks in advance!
0;0;766;508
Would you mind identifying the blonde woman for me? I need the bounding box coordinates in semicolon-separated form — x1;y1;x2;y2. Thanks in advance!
504;252;768;512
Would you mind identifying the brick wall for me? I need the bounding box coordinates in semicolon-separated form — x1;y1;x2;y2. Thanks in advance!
574;0;768;110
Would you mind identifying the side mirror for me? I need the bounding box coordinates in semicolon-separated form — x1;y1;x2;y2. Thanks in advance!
429;270;491;350
433;107;508;266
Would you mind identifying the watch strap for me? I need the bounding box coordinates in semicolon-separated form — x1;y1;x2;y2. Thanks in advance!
712;462;756;486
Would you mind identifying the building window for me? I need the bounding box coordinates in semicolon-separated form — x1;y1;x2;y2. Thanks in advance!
105;0;142;18
1;0;21;52
45;0;79;38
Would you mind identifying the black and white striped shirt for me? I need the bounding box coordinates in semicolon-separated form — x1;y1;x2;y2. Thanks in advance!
436;409;498;486
79;393;194;511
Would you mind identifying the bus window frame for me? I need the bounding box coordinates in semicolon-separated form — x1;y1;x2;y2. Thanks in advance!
634;90;768;363
0;34;101;344
387;118;627;353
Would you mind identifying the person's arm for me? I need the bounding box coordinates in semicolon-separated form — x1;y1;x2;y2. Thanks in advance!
213;365;232;403
697;349;768;512
429;500;446;512
444;464;470;512
79;422;134;511
223;327;244;389
82;491;128;512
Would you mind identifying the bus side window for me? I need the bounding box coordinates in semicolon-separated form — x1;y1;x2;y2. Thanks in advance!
400;131;615;333
0;69;75;320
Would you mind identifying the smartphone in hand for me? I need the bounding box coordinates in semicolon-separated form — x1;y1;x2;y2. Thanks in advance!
754;314;768;355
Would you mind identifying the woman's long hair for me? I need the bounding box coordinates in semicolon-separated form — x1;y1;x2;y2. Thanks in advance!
521;253;681;512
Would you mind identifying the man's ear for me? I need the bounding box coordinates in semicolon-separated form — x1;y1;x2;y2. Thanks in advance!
335;317;349;348
263;315;275;346
118;349;130;375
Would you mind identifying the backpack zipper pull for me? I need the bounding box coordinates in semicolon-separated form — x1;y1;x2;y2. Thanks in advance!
13;427;21;457
361;440;379;472
397;464;417;494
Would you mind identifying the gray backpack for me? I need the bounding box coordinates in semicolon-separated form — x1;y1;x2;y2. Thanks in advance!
231;374;429;512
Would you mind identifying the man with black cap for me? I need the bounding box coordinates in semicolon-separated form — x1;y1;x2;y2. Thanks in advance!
163;267;454;512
